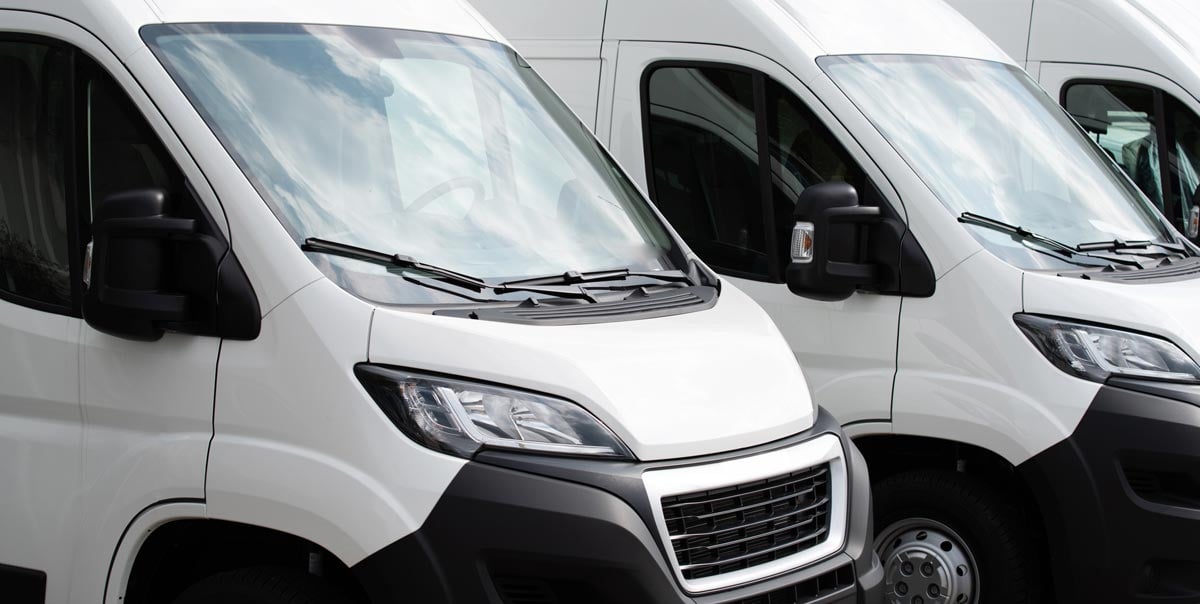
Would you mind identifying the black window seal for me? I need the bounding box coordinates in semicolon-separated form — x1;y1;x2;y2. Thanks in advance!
0;33;82;317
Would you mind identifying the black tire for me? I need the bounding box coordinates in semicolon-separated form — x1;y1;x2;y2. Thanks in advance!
873;470;1041;604
170;566;350;604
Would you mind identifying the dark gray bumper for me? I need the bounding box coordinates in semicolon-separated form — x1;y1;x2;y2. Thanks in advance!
353;408;882;603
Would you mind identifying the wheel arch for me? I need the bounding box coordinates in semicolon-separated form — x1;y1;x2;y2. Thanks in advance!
106;502;369;604
852;433;1057;599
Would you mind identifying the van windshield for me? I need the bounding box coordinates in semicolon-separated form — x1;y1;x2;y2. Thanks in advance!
821;55;1177;269
144;24;681;304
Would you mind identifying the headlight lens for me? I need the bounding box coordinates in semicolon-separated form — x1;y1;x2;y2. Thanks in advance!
1015;314;1200;384
355;365;633;459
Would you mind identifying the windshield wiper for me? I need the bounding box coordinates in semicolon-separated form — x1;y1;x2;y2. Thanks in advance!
500;267;694;288
958;213;1144;267
301;238;598;301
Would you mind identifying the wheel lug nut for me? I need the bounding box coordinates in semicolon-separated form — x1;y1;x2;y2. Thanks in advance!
896;581;908;595
921;562;934;576
901;562;914;575
913;597;925;604
928;584;941;597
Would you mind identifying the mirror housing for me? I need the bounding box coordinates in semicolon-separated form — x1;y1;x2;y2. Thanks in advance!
786;182;883;301
84;188;260;341
785;182;935;302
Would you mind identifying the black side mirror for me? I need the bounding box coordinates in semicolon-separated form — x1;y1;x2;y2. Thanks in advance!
84;188;260;341
786;182;887;301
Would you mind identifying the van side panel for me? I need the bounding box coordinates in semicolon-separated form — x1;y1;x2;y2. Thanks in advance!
206;279;466;567
944;0;1034;63
470;0;607;128
893;253;1100;466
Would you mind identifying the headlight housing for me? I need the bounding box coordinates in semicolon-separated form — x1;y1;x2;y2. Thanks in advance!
355;365;633;459
1014;314;1200;384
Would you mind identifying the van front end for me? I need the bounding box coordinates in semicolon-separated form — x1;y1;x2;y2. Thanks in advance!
352;409;880;603
1014;273;1200;603
324;285;884;604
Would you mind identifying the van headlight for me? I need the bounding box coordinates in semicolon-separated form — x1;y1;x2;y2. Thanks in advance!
1015;314;1200;384
355;365;633;459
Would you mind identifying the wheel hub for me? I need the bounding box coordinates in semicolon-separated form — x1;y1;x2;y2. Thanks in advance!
875;518;979;604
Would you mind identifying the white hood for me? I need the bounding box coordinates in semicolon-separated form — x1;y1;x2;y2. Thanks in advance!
368;284;814;461
1024;270;1200;359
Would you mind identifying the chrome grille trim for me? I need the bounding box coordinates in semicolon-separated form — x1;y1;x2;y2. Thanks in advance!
643;435;848;594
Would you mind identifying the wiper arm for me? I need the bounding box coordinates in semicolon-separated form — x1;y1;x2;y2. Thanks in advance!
500;267;694;288
957;213;1143;267
301;238;599;301
958;212;1077;255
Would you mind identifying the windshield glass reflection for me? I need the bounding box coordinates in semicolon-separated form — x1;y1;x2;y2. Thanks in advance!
145;24;680;303
822;55;1174;269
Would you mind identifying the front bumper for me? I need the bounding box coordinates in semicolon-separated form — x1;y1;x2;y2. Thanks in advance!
353;408;882;603
1020;381;1200;603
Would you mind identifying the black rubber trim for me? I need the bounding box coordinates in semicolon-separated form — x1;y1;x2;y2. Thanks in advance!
352;408;882;603
0;563;46;604
1108;377;1200;407
434;286;717;325
1019;384;1200;603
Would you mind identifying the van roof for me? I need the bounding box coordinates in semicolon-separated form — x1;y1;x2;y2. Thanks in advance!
602;0;1011;64
1030;0;1200;98
1;0;500;57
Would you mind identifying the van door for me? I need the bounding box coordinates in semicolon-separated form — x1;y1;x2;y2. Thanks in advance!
73;53;221;597
0;35;81;604
607;42;902;424
1042;63;1200;242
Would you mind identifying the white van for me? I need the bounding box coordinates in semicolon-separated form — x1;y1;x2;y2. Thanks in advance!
0;1;882;602
951;0;1200;244
471;0;1200;602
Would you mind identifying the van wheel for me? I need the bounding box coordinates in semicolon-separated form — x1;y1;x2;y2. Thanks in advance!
873;470;1040;604
170;566;350;604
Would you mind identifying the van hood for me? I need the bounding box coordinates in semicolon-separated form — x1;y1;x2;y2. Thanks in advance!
1023;270;1200;360
367;284;814;461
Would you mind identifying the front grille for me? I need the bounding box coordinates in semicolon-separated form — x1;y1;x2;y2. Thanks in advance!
661;463;832;581
725;564;855;604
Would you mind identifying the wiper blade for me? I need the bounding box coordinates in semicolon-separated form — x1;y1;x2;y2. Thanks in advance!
500;268;694;288
957;213;1143;267
301;238;598;301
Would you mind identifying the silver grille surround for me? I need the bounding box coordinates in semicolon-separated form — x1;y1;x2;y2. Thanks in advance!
643;434;849;594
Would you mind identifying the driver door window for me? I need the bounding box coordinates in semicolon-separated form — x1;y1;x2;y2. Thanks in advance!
643;63;870;281
1064;82;1200;234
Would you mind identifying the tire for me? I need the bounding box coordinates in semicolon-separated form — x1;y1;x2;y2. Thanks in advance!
872;470;1041;604
170;566;350;604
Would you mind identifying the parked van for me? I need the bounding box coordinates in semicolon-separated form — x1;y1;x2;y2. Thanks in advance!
471;0;1200;602
950;0;1200;244
0;1;881;602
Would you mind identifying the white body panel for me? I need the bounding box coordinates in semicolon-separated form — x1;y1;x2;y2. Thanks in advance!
0;305;80;604
949;0;1200;111
370;283;814;462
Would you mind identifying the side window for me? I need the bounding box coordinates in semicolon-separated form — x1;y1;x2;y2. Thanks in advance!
645;66;766;277
1167;96;1200;225
1065;81;1200;232
766;79;867;275
644;64;870;281
83;61;185;217
1064;84;1163;208
0;41;72;308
